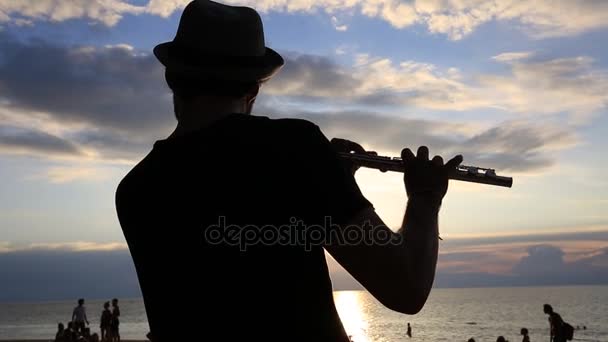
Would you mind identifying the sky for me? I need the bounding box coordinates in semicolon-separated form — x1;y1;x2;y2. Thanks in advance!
1;0;608;301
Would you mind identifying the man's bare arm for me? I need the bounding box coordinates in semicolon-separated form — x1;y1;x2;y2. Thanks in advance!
325;145;461;314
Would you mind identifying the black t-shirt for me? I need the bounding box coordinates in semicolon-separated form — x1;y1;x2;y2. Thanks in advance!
115;113;372;341
100;310;112;328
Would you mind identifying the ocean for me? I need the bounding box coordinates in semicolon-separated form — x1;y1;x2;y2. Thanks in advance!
0;286;606;341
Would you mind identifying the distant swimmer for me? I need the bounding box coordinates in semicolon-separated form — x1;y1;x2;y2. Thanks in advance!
521;328;530;342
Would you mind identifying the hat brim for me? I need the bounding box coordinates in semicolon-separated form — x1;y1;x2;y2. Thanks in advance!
153;41;284;83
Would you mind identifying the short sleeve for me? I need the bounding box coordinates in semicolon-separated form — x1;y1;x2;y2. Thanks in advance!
297;123;373;225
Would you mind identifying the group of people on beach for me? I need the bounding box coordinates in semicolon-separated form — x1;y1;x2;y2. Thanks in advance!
467;329;530;342
54;298;120;342
465;304;585;342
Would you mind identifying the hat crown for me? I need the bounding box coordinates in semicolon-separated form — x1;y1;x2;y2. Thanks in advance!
153;0;284;82
173;0;266;57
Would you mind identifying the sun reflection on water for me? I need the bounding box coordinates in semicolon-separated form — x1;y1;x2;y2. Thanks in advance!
334;291;371;342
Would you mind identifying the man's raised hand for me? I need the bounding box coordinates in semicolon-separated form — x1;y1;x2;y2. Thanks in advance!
401;146;463;200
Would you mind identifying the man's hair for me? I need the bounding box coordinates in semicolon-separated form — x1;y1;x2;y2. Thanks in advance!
165;68;259;101
78;298;84;305
543;304;553;313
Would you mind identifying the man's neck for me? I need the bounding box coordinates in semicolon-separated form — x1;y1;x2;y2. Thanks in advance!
169;98;250;139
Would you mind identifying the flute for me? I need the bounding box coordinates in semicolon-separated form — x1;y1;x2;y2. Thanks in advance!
338;152;513;188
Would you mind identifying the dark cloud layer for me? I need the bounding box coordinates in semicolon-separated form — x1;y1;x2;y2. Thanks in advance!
0;250;141;302
434;245;608;288
0;34;575;172
512;245;608;285
267;53;356;98
330;229;608;290
0;34;173;134
0;124;83;157
2;239;607;301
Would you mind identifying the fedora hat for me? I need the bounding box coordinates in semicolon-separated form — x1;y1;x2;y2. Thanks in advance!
154;0;284;83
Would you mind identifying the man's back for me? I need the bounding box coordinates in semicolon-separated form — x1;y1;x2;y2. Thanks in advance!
72;306;86;322
116;114;371;341
550;311;565;341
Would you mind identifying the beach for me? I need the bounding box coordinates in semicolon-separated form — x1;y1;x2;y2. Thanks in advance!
1;286;606;342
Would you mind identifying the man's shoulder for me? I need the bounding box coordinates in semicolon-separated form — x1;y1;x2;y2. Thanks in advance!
115;152;156;210
550;312;563;322
251;115;321;134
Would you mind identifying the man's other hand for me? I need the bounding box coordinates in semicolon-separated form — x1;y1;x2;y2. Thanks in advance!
330;138;373;176
401;146;463;200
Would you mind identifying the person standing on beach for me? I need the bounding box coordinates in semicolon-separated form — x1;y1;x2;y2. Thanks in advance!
407;323;412;338
544;304;565;342
521;327;530;342
115;1;463;341
110;298;120;342
100;301;112;341
71;298;89;335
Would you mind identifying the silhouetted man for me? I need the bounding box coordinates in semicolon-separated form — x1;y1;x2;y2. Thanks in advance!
110;298;120;342
71;298;88;335
115;1;462;341
544;304;565;342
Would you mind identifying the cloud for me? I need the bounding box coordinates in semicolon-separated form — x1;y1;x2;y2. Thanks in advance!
480;56;608;121
0;124;84;157
0;0;144;26
436;228;608;286
492;52;534;62
2;230;608;301
329;227;608;289
0;35;173;134
0;34;173;163
4;1;608;40
512;245;566;276
0;35;590;174
0;241;128;253
261;109;577;173
35;166;113;184
266;53;488;110
265;52;608;121
331;16;348;31
510;244;608;285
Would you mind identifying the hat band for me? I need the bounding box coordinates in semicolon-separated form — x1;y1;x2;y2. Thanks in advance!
167;42;271;68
